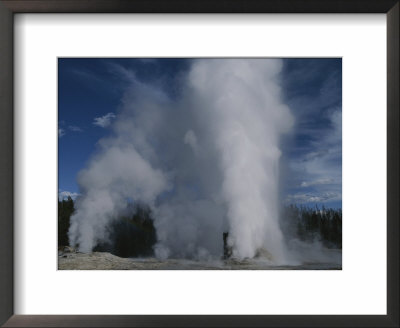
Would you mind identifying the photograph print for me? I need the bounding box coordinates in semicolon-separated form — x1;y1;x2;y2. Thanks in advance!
58;58;342;270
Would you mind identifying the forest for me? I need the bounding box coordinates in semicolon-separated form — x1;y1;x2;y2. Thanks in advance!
281;204;342;249
58;197;342;258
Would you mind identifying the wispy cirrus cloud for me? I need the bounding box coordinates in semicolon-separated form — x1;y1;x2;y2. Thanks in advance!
285;109;342;206
58;128;66;137
93;113;116;128
69;125;83;132
300;178;334;188
282;59;342;207
285;192;341;204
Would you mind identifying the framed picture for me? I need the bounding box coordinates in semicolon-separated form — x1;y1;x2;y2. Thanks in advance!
0;0;398;327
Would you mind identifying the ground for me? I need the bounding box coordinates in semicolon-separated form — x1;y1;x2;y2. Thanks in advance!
58;250;342;270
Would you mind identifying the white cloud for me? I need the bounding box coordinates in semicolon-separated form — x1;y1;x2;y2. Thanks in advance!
58;128;65;137
93;113;116;128
285;192;341;204
58;190;79;200
300;178;333;188
69;125;83;132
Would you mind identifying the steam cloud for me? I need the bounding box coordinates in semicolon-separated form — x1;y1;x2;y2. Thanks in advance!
68;59;294;262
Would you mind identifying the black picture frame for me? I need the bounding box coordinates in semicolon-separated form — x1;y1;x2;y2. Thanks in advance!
0;1;398;327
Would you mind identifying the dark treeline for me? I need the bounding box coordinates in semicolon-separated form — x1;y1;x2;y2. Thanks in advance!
58;197;157;257
281;205;342;249
58;196;75;246
59;197;342;257
93;204;157;258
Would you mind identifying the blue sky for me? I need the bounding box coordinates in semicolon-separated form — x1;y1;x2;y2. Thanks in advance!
58;58;342;208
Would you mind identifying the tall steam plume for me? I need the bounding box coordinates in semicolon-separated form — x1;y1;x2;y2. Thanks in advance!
68;59;293;262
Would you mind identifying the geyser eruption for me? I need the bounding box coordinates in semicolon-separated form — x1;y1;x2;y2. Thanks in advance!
68;59;293;262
